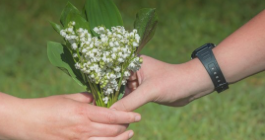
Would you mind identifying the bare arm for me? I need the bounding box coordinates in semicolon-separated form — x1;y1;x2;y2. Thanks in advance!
111;10;265;111
214;9;265;83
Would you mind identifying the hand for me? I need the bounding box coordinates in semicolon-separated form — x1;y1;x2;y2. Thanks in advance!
112;11;265;112
111;55;214;111
0;93;140;140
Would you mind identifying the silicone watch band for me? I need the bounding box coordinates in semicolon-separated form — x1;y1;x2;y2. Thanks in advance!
191;43;229;93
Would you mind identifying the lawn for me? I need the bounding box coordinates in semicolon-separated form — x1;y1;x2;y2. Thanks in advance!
0;0;265;140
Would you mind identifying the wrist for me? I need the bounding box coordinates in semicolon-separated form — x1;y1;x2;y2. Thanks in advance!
212;47;235;83
182;58;215;100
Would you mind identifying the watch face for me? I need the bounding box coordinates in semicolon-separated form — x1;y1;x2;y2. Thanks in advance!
191;43;215;59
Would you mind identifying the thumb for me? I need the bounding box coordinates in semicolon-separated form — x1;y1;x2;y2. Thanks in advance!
64;92;94;103
110;84;149;111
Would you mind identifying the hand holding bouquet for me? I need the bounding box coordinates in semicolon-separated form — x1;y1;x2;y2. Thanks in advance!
47;0;158;107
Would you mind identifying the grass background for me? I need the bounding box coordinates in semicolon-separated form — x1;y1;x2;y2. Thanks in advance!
0;0;265;139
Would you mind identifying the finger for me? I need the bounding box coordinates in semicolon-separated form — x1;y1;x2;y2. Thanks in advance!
89;130;134;140
125;70;142;96
64;92;94;103
127;81;139;89
87;106;141;124
89;122;128;137
110;83;150;111
128;71;137;81
124;86;133;97
124;81;138;96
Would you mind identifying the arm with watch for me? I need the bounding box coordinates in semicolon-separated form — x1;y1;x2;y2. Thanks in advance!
110;10;265;111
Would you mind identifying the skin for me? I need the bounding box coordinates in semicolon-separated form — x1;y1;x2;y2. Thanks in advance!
1;9;265;140
111;10;265;111
0;92;140;140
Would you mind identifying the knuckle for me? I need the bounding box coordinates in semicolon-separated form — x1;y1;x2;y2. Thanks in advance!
106;113;117;123
120;125;127;133
74;105;87;117
72;105;91;123
110;126;125;136
122;112;134;123
73;125;85;133
110;127;120;136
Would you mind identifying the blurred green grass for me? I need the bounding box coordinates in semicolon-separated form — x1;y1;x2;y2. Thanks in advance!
0;0;265;139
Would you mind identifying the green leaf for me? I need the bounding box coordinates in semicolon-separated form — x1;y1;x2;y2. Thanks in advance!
65;13;91;32
85;0;123;35
81;6;88;21
60;2;80;27
134;8;158;54
47;41;87;90
49;21;63;34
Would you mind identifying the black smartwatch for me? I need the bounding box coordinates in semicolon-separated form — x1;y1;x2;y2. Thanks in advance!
191;43;229;93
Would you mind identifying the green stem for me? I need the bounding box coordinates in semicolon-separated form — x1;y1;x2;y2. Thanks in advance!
113;56;134;100
114;69;124;100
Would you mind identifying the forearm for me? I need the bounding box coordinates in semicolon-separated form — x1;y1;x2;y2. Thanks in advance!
0;92;24;140
183;10;265;101
214;10;265;83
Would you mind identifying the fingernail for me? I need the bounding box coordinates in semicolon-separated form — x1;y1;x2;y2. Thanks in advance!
129;131;134;138
135;115;141;122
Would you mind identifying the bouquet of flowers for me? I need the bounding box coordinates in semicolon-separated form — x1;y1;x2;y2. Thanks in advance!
47;0;158;107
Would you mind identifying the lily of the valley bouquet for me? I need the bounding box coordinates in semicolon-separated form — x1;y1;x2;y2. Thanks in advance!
47;0;158;107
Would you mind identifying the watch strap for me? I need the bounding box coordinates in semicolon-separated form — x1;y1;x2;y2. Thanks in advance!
193;43;229;93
